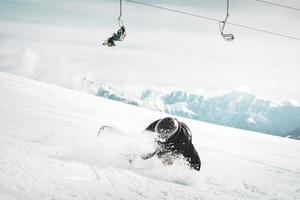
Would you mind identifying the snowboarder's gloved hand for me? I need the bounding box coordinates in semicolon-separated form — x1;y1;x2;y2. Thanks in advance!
140;150;157;160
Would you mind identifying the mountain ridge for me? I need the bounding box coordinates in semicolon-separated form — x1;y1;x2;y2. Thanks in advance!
78;78;300;138
285;126;300;140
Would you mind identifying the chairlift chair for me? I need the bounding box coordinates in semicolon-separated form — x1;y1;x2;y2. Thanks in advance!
219;19;234;41
219;0;234;41
103;0;126;47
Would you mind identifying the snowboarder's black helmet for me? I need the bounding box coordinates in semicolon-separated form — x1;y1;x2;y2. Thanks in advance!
155;117;179;140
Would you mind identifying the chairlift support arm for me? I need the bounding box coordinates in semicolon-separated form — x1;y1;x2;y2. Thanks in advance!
220;0;230;33
118;0;124;27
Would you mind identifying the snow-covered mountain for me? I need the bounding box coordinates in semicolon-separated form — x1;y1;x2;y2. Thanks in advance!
92;83;300;138
286;126;300;140
1;71;300;200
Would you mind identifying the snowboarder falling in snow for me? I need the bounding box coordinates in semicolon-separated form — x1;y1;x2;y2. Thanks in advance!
144;117;201;171
103;26;126;47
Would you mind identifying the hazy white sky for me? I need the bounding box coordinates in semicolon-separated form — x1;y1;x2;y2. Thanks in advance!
0;0;299;101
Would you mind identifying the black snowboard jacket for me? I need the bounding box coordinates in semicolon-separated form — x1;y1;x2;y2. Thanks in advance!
145;119;201;171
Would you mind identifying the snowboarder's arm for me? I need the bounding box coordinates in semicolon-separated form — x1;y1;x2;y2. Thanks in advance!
189;143;201;171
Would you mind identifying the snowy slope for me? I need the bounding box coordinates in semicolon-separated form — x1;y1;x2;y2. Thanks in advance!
0;71;300;200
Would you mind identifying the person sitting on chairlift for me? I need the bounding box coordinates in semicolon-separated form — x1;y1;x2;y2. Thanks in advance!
103;26;126;47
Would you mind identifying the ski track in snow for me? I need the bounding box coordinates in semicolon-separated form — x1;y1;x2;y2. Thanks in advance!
0;72;300;200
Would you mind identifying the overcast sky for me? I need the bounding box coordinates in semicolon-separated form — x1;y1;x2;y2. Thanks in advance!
0;0;299;102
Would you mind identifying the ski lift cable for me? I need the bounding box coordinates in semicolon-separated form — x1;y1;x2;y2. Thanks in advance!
126;0;220;23
125;0;300;41
227;21;299;40
254;0;300;12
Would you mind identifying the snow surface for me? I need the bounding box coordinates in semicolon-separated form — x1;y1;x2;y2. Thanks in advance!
0;71;300;200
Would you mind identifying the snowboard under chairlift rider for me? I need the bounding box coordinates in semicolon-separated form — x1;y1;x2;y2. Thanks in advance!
143;117;201;171
103;26;126;47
